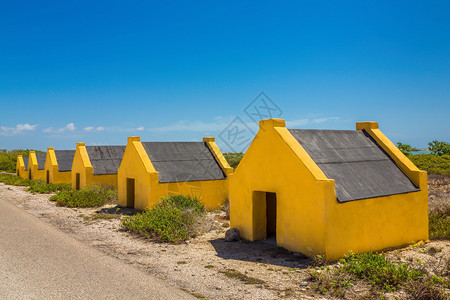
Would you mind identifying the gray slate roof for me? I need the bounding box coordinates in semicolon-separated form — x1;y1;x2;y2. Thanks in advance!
23;157;29;171
86;146;126;175
288;129;420;203
141;142;226;183
36;153;46;170
54;150;75;172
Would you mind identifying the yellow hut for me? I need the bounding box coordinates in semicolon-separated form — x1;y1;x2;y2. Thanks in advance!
16;155;29;179
28;151;46;180
118;137;232;210
44;148;75;184
72;143;126;189
230;118;428;261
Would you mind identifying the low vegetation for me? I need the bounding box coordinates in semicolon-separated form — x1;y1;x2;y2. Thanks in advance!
50;186;118;207
409;154;450;176
0;174;71;193
219;269;265;285
429;211;450;240
122;195;206;243
223;152;243;169
309;252;448;298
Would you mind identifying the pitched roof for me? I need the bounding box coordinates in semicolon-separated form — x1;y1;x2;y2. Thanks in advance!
288;129;420;202
141;142;226;183
35;153;46;170
54;150;75;172
23;157;29;171
85;146;126;175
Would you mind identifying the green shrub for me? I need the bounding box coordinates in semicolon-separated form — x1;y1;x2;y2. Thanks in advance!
121;195;205;243
223;152;243;169
339;252;423;292
0;174;70;194
396;142;416;156
409;154;450;176
27;179;71;194
429;212;450;240
428;140;450;156
0;173;33;186
50;186;118;207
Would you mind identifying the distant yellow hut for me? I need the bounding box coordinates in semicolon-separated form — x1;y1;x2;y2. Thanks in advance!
16;155;29;179
118;137;232;210
28;151;46;180
44;148;75;184
72;143;126;189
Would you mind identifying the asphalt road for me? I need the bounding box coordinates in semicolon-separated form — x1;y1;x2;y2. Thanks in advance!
0;197;194;299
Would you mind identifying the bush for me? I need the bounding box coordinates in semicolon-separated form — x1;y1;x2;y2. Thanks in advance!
428;140;450;156
396;142;416;156
409;154;450;176
0;173;33;186
27;179;71;194
50;186;118;207
122;195;205;243
429;212;450;240
339;252;423;292
223;152;243;169
0;174;70;194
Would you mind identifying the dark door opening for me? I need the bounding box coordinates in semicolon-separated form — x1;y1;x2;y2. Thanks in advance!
252;191;277;240
28;171;32;179
16;170;19;176
126;178;135;208
75;173;80;190
46;170;50;184
266;192;277;238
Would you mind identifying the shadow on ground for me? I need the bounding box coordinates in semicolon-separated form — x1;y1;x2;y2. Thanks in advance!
209;237;312;268
96;205;140;216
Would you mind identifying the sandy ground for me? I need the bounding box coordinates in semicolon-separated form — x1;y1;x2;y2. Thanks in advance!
0;177;449;299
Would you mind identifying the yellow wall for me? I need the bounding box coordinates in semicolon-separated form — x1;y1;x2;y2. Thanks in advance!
28;151;45;180
230;119;334;258
230;118;428;261
118;137;232;211
44;148;72;184
319;121;428;261
72;143;118;189
16;155;28;179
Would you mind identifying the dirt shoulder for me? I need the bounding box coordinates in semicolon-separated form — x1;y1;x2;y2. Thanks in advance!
0;180;448;299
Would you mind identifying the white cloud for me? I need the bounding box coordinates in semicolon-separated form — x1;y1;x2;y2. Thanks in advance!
148;120;236;133
285;118;309;127
84;126;104;132
312;117;340;124
44;123;76;133
136;126;144;131
132;116;341;134
0;123;38;136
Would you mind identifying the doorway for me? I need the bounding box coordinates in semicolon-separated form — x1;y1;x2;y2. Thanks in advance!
46;170;50;184
75;173;80;190
126;178;135;208
252;191;277;240
28;171;32;179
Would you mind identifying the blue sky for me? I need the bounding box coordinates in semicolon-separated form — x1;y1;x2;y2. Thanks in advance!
1;1;449;152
